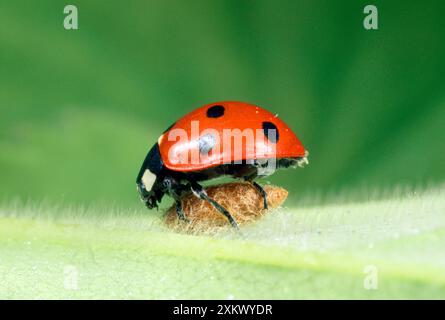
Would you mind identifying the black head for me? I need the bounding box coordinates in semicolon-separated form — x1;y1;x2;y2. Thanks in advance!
136;143;166;209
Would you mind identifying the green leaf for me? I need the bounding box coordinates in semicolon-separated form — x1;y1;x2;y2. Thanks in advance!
1;187;444;299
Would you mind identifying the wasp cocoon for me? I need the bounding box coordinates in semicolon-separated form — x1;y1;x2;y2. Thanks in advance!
165;182;288;232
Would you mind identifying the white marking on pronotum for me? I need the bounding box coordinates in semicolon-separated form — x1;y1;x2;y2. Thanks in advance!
142;170;157;191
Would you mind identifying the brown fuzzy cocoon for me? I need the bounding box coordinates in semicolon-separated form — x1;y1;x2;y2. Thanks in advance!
165;182;288;232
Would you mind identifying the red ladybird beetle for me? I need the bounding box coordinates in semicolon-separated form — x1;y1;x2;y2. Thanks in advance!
136;101;308;228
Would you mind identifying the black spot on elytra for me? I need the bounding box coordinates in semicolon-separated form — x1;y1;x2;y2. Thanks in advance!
262;122;279;143
206;105;225;118
198;133;216;155
162;122;176;134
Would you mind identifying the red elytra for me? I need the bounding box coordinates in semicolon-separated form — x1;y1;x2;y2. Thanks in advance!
136;101;308;228
158;101;306;172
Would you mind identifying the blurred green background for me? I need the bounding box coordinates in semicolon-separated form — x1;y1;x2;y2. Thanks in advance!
1;0;444;208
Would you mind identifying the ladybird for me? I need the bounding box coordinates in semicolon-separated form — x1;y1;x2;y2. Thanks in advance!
136;101;308;228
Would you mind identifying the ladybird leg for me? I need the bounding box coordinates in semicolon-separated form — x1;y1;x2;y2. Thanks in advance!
175;200;189;222
244;173;269;210
136;183;159;209
252;181;268;210
190;182;239;229
165;180;189;222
